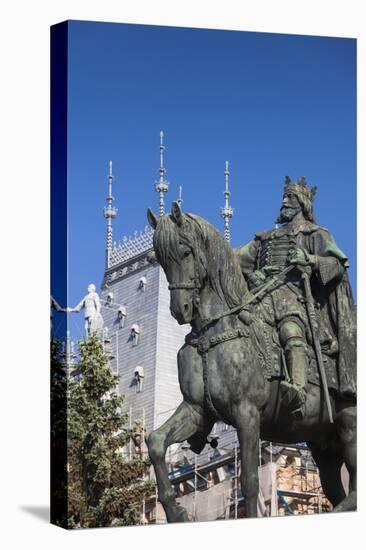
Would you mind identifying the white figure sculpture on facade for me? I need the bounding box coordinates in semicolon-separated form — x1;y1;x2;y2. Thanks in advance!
69;283;104;337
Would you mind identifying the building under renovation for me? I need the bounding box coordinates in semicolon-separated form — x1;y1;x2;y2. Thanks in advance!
144;425;337;522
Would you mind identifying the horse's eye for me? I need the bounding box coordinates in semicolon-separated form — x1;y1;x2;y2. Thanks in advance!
182;249;191;258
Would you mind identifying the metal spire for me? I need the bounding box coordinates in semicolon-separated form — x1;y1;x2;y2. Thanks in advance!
177;185;183;208
60;331;77;388
103;160;118;269
154;130;169;216
220;161;234;243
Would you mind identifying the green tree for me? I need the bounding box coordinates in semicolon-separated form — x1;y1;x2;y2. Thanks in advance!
50;338;68;527
65;334;154;528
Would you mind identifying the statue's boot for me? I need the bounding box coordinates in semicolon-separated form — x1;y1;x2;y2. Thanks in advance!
280;339;308;420
280;381;306;419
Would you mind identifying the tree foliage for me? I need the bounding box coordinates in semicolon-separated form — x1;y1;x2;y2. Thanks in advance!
51;334;154;529
50;338;68;526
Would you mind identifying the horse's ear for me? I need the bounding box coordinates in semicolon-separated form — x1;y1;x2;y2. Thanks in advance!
147;208;158;229
171;201;183;226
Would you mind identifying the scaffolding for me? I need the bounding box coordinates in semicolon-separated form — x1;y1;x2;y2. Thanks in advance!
142;423;333;524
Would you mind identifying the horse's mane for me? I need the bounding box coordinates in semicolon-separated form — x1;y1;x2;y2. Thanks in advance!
154;212;248;309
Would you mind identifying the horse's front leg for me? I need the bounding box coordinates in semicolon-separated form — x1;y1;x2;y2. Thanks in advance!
147;401;204;523
236;401;260;518
333;406;357;512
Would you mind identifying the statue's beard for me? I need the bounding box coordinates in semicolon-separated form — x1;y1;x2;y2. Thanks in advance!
276;206;301;224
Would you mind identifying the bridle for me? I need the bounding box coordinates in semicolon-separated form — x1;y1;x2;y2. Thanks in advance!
168;280;201;291
167;245;204;310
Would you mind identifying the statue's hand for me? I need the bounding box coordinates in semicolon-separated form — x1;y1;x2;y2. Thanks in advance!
67;307;75;313
247;270;267;289
288;247;316;268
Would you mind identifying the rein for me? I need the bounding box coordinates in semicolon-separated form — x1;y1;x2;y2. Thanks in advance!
203;263;295;326
166;232;295;419
176;264;293;419
175;263;296;330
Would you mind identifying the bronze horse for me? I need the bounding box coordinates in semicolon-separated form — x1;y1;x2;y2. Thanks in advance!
146;202;356;521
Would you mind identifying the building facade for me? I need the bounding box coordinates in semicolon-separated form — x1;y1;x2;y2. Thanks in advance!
100;227;189;434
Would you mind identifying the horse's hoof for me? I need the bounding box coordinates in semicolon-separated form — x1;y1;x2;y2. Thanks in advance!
332;492;357;513
174;505;189;522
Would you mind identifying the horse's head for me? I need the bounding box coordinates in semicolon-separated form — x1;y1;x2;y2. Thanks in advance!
147;202;248;325
147;202;203;324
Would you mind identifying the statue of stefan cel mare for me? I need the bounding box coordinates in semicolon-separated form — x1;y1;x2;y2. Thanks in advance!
146;176;356;521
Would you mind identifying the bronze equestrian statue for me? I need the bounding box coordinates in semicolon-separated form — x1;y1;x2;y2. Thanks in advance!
146;177;356;521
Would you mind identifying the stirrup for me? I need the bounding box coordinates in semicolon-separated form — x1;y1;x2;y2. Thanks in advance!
280;380;306;415
292;406;305;421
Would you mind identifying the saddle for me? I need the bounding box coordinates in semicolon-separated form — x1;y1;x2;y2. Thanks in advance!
249;312;340;393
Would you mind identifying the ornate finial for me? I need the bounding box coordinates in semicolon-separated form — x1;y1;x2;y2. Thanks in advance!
103;160;118;269
220;161;234;243
177;185;183;208
154;130;169;216
60;330;77;379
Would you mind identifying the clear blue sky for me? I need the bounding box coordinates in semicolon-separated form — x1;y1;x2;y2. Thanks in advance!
54;20;356;338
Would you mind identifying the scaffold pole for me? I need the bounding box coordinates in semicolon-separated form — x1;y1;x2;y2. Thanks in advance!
194;455;198;521
234;446;238;519
129;406;132;461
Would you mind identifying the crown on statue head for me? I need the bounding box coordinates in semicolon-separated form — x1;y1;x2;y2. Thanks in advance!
284;175;317;204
